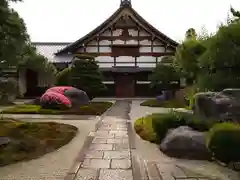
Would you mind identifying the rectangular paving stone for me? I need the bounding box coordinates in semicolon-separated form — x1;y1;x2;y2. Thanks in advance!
95;131;110;136
155;164;175;180
145;162;162;180
89;144;113;150
85;150;104;158
113;143;130;150
76;168;98;180
171;165;188;179
104;150;130;159
107;138;123;144
99;169;133;180
82;158;110;168
92;138;107;144
111;159;131;169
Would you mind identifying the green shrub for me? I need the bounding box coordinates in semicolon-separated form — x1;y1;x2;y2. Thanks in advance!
152;111;213;142
152;111;185;141
206;122;240;163
0;77;18;104
56;68;71;86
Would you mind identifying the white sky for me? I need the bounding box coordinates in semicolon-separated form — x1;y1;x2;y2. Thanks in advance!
10;0;240;42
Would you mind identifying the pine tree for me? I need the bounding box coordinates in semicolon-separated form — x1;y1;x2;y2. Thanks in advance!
70;55;107;99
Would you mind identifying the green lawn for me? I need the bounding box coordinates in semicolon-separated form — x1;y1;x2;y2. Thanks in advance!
2;102;113;115
0;119;77;166
140;99;186;108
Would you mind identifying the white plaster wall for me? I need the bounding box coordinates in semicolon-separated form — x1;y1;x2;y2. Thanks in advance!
113;40;125;44
115;63;135;67
98;63;114;68
18;69;26;96
101;30;111;36
112;29;123;36
116;56;135;62
139;47;151;53
86;46;98;53
128;29;138;36
99;40;111;45
99;46;111;53
137;62;156;68
95;56;114;63
139;30;150;36
140;40;151;45
126;40;138;45
137;56;156;62
153;46;165;52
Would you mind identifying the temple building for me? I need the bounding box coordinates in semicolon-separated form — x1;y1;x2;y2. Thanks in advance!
21;0;179;97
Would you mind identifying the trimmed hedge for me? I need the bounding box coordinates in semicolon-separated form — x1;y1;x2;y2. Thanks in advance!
206;122;240;163
2;102;113;115
134;114;159;143
135;111;216;143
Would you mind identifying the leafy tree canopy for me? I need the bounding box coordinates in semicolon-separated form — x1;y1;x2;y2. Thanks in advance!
174;37;206;84
71;55;107;99
197;17;240;91
149;63;180;90
0;0;28;72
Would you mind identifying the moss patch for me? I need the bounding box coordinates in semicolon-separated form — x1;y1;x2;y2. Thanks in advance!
2;102;113;115
0;119;78;166
140;99;186;108
134;113;160;143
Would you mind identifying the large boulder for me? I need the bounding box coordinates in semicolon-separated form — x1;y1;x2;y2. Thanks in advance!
160;126;211;160
63;87;89;107
194;89;240;122
40;91;72;109
46;86;72;95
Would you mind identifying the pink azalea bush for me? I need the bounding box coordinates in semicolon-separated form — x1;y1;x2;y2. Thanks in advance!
46;86;73;95
40;91;72;109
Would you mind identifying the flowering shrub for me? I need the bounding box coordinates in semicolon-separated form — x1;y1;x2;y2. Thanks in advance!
46;86;73;95
40;91;72;109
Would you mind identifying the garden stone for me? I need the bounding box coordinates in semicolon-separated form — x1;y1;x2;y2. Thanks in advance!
0;137;11;146
64;87;89;107
160;126;211;160
194;88;240;123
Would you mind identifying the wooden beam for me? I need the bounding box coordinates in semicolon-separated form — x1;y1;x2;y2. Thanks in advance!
74;52;174;57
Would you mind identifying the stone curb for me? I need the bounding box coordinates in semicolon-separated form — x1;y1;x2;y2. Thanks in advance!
64;102;116;180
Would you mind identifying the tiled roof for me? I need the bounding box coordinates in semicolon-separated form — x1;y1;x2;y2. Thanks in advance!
32;42;71;62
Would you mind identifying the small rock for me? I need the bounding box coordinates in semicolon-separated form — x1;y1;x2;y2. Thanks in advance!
0;137;11;146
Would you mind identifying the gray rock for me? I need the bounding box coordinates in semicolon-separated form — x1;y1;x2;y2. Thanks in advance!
64;87;89;107
0;137;11;146
194;89;240;122
160;126;211;160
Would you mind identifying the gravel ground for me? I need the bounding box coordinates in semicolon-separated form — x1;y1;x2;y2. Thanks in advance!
0;118;98;180
129;100;240;180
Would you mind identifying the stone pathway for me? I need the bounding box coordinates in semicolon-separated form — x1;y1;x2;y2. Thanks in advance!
65;100;219;180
